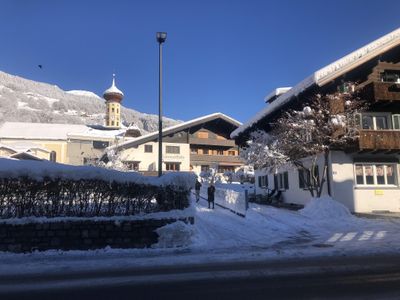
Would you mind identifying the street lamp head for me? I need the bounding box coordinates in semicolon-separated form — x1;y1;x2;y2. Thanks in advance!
156;32;167;44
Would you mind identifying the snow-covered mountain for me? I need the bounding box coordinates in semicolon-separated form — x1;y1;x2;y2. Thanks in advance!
0;71;181;133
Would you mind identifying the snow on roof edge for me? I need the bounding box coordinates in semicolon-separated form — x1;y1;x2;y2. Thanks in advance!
264;87;292;103
231;27;400;139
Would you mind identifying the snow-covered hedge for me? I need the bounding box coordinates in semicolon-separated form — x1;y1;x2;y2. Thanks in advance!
0;158;195;218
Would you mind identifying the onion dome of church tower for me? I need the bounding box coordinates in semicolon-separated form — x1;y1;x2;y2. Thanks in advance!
103;74;124;102
103;74;124;128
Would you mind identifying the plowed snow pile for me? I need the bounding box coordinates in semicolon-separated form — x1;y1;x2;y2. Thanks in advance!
153;221;195;248
299;196;353;220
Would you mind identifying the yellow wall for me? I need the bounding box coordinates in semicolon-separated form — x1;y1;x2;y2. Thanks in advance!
0;139;67;163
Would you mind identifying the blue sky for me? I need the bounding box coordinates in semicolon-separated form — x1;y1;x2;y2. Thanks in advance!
0;0;399;123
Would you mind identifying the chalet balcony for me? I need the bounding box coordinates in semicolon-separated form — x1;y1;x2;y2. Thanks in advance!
190;153;243;165
359;130;400;151
363;81;400;102
189;137;236;147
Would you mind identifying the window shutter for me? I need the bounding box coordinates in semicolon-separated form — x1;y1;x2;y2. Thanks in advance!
284;172;289;190
265;175;269;187
258;176;262;188
298;169;304;189
274;174;278;189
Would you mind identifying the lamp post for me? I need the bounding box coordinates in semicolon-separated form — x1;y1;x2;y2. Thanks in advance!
157;32;167;177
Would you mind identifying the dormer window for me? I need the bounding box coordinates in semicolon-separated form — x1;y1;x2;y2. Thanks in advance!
381;70;400;83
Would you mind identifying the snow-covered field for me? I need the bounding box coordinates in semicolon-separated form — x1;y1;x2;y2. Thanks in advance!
0;194;400;277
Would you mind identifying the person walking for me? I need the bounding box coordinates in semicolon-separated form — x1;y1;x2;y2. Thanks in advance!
195;179;202;203
207;183;215;209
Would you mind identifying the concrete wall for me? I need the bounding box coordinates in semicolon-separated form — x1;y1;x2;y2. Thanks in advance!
0;217;194;253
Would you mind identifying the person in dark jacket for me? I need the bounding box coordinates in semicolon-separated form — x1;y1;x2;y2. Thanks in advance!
207;183;215;209
195;179;202;203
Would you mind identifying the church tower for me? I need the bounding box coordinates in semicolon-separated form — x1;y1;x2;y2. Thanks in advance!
103;74;124;128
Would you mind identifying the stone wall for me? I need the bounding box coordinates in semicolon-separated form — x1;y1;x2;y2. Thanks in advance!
0;217;194;253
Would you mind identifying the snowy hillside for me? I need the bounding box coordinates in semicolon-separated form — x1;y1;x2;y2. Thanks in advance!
0;71;181;133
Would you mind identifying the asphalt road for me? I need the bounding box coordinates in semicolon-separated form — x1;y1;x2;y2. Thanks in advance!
2;254;400;300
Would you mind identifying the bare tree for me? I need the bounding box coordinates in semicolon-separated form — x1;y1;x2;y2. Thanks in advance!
242;87;366;198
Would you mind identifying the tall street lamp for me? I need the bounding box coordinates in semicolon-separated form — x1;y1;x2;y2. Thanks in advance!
157;32;167;177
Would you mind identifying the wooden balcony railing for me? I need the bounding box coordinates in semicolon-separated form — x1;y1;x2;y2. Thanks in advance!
189;137;236;147
359;130;400;150
190;154;243;165
363;81;400;102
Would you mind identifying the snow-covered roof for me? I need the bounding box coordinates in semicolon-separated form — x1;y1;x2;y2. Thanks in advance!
10;152;42;161
232;27;400;138
109;112;242;151
264;87;292;103
0;122;129;141
0;122;89;140
0;141;51;153
67;126;126;140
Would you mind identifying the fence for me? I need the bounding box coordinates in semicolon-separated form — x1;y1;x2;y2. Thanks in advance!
201;183;248;217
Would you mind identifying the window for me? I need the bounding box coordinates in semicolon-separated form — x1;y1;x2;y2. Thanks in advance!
116;108;119;113
112;107;115;112
381;70;400;83
111;121;114;126
198;131;209;139
201;165;209;172
360;114;390;130
83;157;98;165
203;149;209;155
258;175;268;188
216;150;224;155
354;163;397;186
190;148;198;154
166;146;180;154
165;162;180;171
93;141;109;149
228;150;236;156
124;161;139;171
393;115;400;130
144;145;153;153
362;115;373;129
298;167;319;189
218;166;235;173
375;116;388;130
276;172;289;190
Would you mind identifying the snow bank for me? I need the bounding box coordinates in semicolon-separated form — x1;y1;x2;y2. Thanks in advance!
152;221;195;248
299;196;353;220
